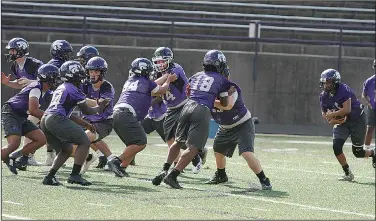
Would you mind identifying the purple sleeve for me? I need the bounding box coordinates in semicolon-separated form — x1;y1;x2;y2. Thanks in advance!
149;80;158;92
337;85;351;104
362;80;368;96
320;95;327;112
219;77;231;95
70;86;86;102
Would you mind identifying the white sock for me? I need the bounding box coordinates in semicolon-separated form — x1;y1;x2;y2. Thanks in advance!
96;150;104;157
107;154;115;161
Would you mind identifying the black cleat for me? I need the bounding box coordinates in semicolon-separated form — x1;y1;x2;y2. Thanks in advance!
4;157;18;175
205;171;228;184
67;174;92;186
43;176;61;186
107;157;128;177
163;174;182;189
15;155;28;171
96;156;107;169
152;170;167;186
260;178;272;190
372;155;376;169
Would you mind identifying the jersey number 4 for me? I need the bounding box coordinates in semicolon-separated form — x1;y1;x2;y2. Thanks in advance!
122;80;139;92
164;91;176;101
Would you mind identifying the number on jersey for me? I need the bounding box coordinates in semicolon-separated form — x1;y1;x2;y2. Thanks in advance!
50;90;63;109
191;74;214;92
122;80;139;92
164;91;176;101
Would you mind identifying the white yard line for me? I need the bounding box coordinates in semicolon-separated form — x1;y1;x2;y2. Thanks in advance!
2;214;32;220
86;202;111;207
137;152;375;180
85;171;375;219
3;201;24;205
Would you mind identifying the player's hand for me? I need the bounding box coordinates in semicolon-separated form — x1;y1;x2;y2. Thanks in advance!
85;123;96;133
167;73;178;82
325;110;336;119
228;86;236;96
1;72;11;85
97;98;111;112
328;116;347;125
17;78;33;87
186;83;191;97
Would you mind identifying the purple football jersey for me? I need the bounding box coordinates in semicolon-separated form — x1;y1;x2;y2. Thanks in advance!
362;75;375;109
115;75;159;121
211;83;249;125
45;82;86;117
189;71;231;109
320;83;363;120
147;97;167;119
47;58;65;68
160;63;188;108
81;81;115;122
12;57;43;80
6;81;43;117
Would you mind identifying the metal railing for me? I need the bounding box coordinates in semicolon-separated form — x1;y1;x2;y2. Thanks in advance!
2;1;375;24
167;1;375;12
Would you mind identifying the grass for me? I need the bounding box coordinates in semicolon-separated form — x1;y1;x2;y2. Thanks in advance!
2;133;375;220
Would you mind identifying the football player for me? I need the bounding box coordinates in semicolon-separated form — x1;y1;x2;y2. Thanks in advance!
361;59;375;150
205;67;272;190
1;64;59;174
152;50;232;189
107;58;173;177
151;47;205;175
319;69;376;181
76;45;99;66
40;61;109;186
77;56;117;173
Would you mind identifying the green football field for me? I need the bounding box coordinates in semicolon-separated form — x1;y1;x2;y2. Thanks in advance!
1;133;375;220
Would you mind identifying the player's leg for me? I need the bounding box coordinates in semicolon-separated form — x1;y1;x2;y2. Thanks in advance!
44;114;92;185
349;112;376;168
2;106;25;174
108;107;145;177
332;123;353;181
23;115;42;166
238;119;271;190
164;102;211;189
205;127;232;184
364;107;375;150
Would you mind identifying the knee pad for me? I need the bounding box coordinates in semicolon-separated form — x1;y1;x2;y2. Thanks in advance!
333;139;345;156
352;144;366;158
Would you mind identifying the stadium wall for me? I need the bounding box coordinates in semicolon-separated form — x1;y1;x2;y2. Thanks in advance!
1;40;373;136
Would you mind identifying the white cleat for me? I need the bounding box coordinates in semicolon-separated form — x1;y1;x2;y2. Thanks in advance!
45;151;56;166
28;154;42;166
192;157;202;174
80;154;98;174
338;171;354;181
364;145;375;150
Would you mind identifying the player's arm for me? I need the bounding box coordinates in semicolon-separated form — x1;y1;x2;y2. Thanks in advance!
1;72;23;89
327;116;347;125
69;114;95;132
85;98;98;107
152;74;175;96
214;89;238;111
361;92;372;109
77;99;110;115
326;98;351;118
28;88;44;119
154;73;168;85
151;96;163;106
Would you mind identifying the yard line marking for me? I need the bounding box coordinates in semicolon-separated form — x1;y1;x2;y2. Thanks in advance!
2;214;32;220
3;201;24;205
136;152;375;180
86;203;111;207
84;171;374;219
